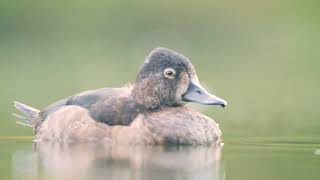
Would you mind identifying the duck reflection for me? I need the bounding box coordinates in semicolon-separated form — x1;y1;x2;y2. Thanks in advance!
13;143;224;180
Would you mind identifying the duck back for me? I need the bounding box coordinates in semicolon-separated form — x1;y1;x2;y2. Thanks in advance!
40;87;141;126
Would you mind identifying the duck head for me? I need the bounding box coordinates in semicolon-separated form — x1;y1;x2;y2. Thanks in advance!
131;47;227;110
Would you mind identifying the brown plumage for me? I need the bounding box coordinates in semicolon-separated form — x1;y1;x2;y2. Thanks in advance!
13;47;227;145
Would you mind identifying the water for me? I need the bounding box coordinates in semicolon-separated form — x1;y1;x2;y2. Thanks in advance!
1;138;319;180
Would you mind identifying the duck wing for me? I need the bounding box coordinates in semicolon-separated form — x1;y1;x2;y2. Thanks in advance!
40;88;113;119
40;87;139;126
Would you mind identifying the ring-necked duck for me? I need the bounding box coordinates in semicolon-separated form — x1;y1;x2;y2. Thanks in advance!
13;47;227;145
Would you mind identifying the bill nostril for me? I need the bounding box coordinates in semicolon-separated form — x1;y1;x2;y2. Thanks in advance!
196;90;202;94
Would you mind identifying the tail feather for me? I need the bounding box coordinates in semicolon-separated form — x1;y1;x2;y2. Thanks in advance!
12;113;32;126
15;120;33;127
14;101;40;118
13;101;40;127
12;113;32;123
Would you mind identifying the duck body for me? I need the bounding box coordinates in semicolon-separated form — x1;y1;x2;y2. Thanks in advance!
36;106;222;145
14;47;227;145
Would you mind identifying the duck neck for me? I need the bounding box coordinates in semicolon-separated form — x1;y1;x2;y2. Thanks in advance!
131;73;184;111
131;83;162;111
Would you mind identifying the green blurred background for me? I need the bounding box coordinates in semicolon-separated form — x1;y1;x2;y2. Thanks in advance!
1;0;319;140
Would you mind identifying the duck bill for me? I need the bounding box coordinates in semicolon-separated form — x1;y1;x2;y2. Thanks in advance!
182;80;227;108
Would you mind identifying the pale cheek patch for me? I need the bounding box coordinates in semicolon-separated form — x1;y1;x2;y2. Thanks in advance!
191;74;199;84
175;72;189;104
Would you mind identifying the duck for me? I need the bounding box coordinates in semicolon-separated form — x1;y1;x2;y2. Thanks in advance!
13;47;227;145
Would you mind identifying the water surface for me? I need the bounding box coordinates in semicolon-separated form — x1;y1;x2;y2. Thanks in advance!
2;138;320;180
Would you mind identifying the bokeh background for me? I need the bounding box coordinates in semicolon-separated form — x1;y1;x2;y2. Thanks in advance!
1;0;319;141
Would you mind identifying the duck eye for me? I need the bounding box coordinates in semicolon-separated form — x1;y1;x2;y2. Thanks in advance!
164;68;176;79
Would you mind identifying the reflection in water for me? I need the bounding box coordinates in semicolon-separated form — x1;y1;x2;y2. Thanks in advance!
12;142;224;180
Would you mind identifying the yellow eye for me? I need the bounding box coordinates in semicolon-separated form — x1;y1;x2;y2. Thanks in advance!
164;68;176;79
